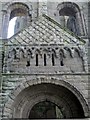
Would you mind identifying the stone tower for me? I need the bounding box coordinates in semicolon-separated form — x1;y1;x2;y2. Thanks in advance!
0;0;90;119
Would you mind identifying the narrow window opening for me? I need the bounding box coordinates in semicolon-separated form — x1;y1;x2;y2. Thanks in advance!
26;50;31;67
52;54;55;66
44;54;46;66
26;61;30;67
60;60;64;66
36;54;38;66
14;54;17;59
12;49;17;59
60;52;64;66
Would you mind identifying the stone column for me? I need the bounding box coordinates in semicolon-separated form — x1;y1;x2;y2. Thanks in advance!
88;2;90;117
76;12;84;36
2;10;10;39
80;7;88;36
0;3;3;39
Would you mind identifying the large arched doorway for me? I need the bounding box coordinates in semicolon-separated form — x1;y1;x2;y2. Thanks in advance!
29;101;64;118
10;83;85;118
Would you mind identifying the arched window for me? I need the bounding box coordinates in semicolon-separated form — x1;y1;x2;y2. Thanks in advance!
7;3;30;38
57;2;84;36
2;2;31;39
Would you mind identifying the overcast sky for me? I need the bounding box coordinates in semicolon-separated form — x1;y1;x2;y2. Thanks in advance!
7;17;17;38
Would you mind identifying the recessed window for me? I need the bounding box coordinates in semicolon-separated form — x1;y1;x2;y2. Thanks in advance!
26;61;30;67
52;54;55;66
58;2;82;35
36;54;38;66
60;60;64;66
12;49;17;59
60;52;64;66
44;54;46;66
7;3;30;38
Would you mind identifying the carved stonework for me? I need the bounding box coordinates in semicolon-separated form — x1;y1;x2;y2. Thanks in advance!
4;45;86;73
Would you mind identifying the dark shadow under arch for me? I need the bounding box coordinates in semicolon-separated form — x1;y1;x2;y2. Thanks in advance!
4;77;89;118
29;100;65;119
12;83;85;119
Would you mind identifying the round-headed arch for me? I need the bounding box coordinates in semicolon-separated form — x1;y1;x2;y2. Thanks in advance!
2;2;32;39
7;2;30;20
4;77;89;118
57;2;84;36
57;2;80;15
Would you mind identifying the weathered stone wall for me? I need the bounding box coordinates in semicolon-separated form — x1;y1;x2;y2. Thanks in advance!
3;45;87;73
1;43;89;118
0;0;89;119
1;74;89;118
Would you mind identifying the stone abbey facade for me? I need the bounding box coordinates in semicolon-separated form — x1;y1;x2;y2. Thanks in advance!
0;0;90;119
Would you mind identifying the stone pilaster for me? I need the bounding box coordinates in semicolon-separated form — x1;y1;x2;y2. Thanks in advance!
88;2;90;117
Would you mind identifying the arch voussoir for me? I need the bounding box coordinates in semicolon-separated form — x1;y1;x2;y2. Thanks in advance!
3;77;89;118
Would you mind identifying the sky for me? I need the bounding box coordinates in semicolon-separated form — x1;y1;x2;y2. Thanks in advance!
7;17;17;38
